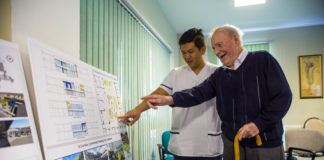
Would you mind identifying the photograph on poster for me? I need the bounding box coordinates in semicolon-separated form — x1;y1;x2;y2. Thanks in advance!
84;144;109;160
61;152;84;160
58;143;120;160
118;121;130;156
121;132;130;153
0;119;33;148
107;140;127;160
0;92;27;117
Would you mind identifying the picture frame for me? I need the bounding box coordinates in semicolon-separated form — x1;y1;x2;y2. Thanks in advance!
298;54;323;98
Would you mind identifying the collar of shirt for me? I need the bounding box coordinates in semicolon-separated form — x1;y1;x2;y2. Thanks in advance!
185;62;210;73
223;48;248;70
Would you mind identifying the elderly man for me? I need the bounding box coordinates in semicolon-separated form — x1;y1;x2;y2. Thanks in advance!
143;24;292;160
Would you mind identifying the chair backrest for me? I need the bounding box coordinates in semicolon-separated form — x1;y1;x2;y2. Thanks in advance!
304;117;324;136
285;128;324;154
162;131;173;155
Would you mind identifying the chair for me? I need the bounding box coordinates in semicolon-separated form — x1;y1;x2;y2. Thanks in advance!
304;117;324;136
157;131;174;160
285;128;324;160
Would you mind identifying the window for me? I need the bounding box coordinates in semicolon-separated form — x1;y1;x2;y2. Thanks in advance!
243;42;269;52
235;0;266;7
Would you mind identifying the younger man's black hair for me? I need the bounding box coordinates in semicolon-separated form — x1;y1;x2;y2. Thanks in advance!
178;28;205;50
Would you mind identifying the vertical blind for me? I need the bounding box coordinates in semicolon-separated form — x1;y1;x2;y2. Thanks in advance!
80;0;172;159
243;43;269;52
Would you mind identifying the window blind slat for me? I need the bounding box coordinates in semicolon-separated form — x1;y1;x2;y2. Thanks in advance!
80;1;171;159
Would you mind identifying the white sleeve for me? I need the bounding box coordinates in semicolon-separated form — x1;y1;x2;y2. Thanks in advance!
159;69;176;95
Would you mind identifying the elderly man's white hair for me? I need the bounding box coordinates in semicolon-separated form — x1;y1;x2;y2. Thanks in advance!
210;24;244;46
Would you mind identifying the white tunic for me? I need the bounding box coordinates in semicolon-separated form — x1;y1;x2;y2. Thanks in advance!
160;63;223;157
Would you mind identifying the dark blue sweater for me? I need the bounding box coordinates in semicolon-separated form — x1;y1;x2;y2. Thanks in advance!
172;51;292;147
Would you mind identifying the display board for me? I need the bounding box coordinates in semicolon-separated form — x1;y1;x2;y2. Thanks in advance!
0;39;42;160
28;39;131;160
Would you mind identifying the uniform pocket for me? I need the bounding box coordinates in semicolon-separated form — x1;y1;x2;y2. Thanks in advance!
168;130;181;154
207;131;223;155
170;131;180;134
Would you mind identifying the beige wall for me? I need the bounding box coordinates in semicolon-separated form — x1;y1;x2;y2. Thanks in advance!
11;0;80;58
244;25;324;126
0;0;12;41
10;0;179;71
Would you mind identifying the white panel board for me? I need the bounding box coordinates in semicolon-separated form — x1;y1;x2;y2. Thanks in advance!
28;39;131;160
0;39;42;160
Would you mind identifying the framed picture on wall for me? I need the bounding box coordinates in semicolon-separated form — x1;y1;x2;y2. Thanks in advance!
298;54;323;98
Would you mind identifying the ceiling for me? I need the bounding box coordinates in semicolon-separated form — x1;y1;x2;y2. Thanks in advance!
156;0;324;34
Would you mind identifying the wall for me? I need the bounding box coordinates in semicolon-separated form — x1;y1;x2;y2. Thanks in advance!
11;0;80;58
244;25;324;126
0;0;12;41
11;0;178;78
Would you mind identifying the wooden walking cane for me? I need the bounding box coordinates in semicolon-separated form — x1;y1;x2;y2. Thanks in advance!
234;131;263;160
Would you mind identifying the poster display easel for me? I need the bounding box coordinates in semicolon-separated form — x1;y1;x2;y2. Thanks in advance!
0;39;42;160
28;39;131;160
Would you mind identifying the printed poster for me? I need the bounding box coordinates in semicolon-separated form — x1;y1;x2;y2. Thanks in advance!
28;39;131;160
0;39;42;160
